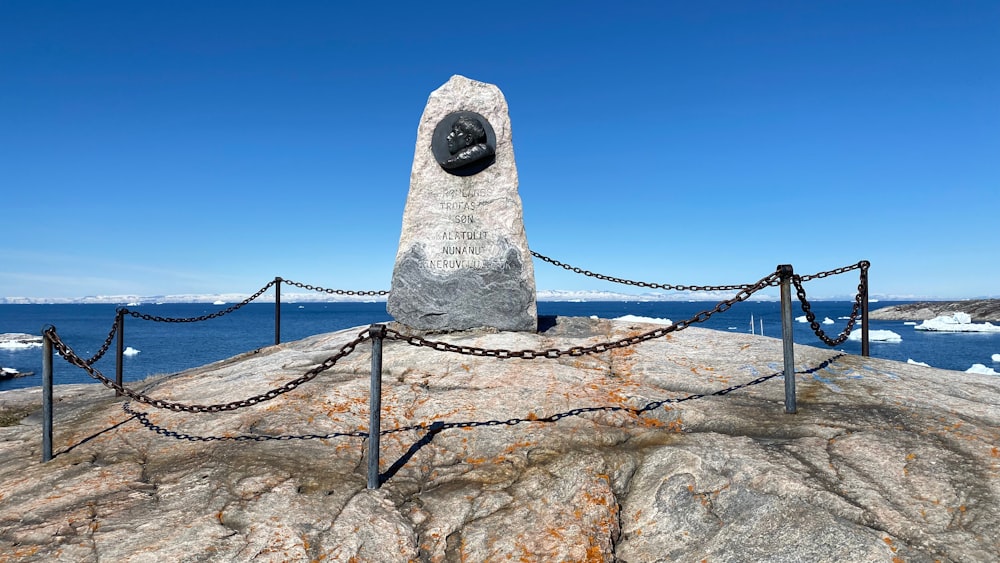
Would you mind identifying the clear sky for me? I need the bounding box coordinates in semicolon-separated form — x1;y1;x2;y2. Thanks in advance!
2;1;997;301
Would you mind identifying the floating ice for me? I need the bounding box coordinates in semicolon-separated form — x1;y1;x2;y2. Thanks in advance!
907;359;931;367
914;313;1000;332
795;315;808;323
992;353;1000;362
123;347;140;357
849;329;901;343
614;315;673;326
822;317;835;325
1;367;18;375
904;322;917;326
212;300;226;305
0;333;43;350
966;363;998;375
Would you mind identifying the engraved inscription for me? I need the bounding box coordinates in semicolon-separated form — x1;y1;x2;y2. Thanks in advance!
427;186;516;271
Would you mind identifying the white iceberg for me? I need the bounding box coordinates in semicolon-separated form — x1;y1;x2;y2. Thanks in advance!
123;347;140;357
212;300;227;305
907;359;931;367
914;313;1000;333
904;321;917;326
795;315;808;323
614;315;673;326
0;333;43;350
992;353;1000;362
822;317;835;325
849;329;901;343
966;364;998;375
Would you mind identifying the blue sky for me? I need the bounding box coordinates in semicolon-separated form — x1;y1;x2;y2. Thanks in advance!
2;1;997;300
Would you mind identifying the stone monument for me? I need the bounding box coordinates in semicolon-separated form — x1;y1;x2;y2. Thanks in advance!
388;75;537;331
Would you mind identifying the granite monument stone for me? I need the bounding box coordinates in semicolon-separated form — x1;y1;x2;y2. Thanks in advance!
388;75;537;331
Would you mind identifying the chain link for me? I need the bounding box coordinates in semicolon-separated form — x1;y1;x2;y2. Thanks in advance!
82;314;120;365
796;260;870;282
531;251;773;291
122;370;783;442
385;271;781;359
46;258;867;421
122;280;278;323
793;261;870;346
281;278;389;297
121;402;369;442
44;326;372;413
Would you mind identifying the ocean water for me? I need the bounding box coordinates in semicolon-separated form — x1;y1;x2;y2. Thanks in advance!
2;301;998;393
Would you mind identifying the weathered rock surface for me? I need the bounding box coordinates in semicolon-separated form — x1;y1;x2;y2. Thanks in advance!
387;75;536;332
870;299;1000;322
1;318;999;562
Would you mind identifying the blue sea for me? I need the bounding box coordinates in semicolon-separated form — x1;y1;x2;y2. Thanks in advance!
2;301;998;393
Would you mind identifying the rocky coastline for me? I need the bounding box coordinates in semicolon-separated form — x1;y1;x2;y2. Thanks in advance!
1;318;998;561
869;299;1000;322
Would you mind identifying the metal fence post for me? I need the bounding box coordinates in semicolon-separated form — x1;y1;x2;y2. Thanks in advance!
42;327;54;462
274;277;282;346
367;324;387;489
115;309;124;396
861;266;870;357
778;265;797;414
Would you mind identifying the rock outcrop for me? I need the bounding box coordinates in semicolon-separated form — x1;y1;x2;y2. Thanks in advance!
870;299;1000;322
1;317;998;561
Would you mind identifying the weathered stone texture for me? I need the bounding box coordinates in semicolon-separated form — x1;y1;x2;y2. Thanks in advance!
2;319;999;561
869;298;1000;322
388;75;536;332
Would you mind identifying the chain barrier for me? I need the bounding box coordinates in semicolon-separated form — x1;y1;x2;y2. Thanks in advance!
793;261;870;346
385;270;782;359
43;326;372;413
121;402;369;442
121;280;278;323
531;251;779;292
281;278;389;297
45;259;863;413
81;315;120;366
121;370;783;442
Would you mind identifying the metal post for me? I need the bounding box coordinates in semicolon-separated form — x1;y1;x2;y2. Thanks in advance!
274;277;282;346
860;266;870;357
115;310;124;396
367;324;387;489
42;327;54;462
778;265;797;414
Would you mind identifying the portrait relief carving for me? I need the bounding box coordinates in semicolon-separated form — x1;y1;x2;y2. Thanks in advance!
431;111;497;176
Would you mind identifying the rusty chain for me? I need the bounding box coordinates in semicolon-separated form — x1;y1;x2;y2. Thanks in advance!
44;326;372;413
45;270;777;415
531;251;774;291
280;278;389;297
797;260;870;282
45;257;867;417
121;280;278;323
81;315;121;366
793;261;870;346
121;402;369;442
385;270;781;359
121;369;783;442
